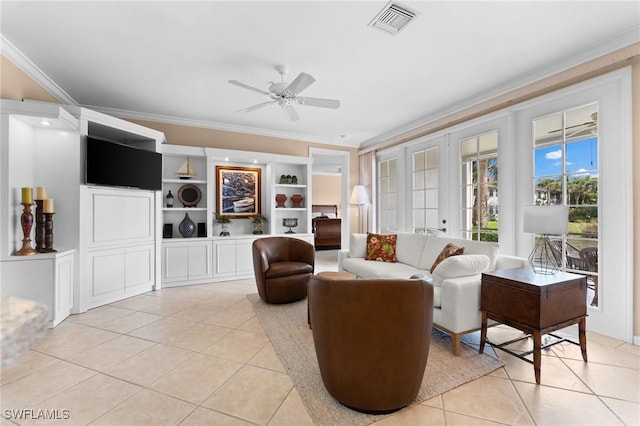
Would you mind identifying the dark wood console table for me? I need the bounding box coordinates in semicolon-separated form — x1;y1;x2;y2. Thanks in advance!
479;267;587;384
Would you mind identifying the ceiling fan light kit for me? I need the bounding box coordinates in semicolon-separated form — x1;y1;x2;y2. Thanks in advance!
229;65;340;121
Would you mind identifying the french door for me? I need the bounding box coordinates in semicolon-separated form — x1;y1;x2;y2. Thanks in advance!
514;69;633;341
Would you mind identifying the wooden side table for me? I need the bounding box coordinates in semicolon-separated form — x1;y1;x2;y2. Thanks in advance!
479;267;588;384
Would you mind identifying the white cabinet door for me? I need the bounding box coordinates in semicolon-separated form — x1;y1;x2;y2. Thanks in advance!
162;241;212;284
213;239;237;277
162;244;189;282
125;244;154;295
88;248;125;301
235;239;254;277
188;241;212;280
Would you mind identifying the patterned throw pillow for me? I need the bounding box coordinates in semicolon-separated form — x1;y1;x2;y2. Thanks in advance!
430;243;465;273
365;233;398;263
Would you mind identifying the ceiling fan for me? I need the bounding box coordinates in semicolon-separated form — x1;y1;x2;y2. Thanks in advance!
548;112;598;138
228;65;340;121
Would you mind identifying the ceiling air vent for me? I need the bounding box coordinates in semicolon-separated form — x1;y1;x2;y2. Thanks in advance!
369;1;418;35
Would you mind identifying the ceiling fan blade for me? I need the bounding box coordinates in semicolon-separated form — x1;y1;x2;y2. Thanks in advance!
299;97;340;109
238;101;275;113
567;124;597;139
285;106;300;122
285;72;315;96
549;121;595;133
228;80;272;97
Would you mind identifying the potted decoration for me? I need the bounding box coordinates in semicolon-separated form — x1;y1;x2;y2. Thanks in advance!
214;213;232;236
249;213;268;234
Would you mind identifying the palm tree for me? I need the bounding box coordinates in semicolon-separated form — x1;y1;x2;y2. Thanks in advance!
473;157;498;230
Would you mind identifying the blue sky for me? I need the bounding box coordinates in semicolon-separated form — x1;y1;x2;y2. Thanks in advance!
534;137;598;178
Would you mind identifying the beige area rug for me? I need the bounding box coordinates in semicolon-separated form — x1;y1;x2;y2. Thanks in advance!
248;294;503;426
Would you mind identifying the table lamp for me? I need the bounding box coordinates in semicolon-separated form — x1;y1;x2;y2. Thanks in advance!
523;205;568;274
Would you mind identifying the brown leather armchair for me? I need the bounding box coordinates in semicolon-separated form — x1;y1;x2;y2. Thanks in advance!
252;237;315;304
308;275;434;414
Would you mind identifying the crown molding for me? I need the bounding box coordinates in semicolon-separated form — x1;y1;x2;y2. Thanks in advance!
1;34;78;106
84;104;361;148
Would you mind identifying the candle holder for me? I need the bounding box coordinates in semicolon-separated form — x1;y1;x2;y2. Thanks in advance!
16;202;37;256
40;212;57;253
35;199;46;252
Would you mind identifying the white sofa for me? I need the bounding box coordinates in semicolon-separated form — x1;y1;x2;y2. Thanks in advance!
338;233;528;355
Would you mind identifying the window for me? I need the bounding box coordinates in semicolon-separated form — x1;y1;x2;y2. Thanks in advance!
459;131;499;241
411;147;439;234
377;158;397;233
533;103;599;306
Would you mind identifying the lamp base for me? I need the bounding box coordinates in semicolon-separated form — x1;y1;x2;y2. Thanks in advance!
528;235;560;275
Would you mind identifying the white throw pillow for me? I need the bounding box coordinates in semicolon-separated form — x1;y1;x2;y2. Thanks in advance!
348;233;367;258
431;254;490;286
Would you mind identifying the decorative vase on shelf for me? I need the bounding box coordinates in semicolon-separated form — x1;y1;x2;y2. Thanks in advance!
291;194;303;208
179;213;195;237
166;190;174;208
219;223;230;236
276;193;287;208
252;222;263;235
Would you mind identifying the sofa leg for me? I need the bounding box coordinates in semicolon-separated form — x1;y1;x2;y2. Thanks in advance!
451;333;462;356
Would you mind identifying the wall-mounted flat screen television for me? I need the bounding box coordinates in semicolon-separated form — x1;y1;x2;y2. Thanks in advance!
85;136;162;191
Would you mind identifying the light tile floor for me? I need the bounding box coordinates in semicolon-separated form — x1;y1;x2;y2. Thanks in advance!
1;251;638;425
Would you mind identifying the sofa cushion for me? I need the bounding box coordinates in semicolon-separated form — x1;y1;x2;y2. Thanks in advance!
431;255;490;286
395;233;428;268
419;238;455;270
349;233;367;258
365;233;397;263
430;243;464;273
342;258;422;279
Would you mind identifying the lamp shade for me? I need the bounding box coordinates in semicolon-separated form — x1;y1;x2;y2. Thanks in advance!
350;185;369;205
523;205;569;235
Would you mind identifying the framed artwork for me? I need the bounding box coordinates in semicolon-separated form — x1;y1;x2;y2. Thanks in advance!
215;165;261;218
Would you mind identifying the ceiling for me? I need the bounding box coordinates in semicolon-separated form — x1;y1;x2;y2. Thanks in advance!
1;1;638;152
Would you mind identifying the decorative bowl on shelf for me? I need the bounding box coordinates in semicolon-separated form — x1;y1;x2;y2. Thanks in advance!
282;218;298;234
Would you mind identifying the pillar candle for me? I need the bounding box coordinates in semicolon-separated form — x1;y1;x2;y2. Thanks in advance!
43;198;54;213
21;187;33;204
36;186;47;200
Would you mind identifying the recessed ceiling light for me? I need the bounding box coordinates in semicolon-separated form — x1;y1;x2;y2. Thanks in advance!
40;119;51;126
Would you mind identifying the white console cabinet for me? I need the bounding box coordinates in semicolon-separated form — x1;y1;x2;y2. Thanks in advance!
1;250;74;327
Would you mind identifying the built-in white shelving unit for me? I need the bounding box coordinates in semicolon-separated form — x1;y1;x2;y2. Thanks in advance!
159;145;313;286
